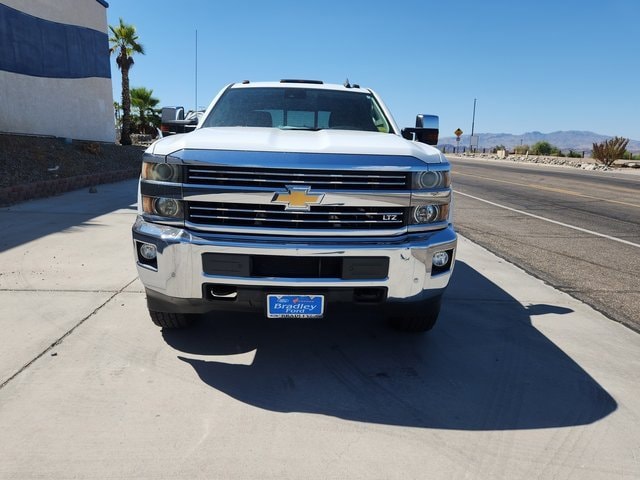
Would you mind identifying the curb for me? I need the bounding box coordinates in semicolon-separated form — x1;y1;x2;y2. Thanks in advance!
0;168;139;207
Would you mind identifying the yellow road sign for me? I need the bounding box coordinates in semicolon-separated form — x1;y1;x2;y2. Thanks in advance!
454;128;463;137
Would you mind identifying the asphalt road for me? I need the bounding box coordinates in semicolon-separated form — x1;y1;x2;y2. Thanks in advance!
1;180;639;478
449;156;640;333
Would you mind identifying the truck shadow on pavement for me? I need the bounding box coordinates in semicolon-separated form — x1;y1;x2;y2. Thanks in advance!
163;261;617;431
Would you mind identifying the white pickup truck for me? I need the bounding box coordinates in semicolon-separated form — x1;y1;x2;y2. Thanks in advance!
132;80;456;332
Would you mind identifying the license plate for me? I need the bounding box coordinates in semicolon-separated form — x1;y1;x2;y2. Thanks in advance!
267;295;324;318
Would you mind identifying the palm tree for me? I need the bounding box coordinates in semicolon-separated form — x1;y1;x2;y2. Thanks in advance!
109;18;144;145
131;87;160;134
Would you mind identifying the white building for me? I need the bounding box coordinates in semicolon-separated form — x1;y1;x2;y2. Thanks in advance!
0;0;114;142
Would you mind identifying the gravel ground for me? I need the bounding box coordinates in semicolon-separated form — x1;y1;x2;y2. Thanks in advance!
0;133;145;188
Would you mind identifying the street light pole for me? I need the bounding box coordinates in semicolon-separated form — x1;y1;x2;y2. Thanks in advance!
470;98;476;152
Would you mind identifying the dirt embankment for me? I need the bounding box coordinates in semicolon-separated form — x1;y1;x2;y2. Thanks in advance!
0;133;145;206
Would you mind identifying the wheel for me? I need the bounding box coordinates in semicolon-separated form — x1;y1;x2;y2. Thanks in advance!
387;295;442;333
149;310;194;329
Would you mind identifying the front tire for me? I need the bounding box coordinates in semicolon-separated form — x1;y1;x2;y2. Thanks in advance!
149;310;194;329
387;295;442;333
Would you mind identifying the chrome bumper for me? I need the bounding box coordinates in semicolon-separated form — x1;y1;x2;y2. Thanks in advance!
132;216;457;307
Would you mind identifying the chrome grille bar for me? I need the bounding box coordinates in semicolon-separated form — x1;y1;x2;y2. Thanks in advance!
190;216;399;225
186;166;409;190
190;206;404;216
187;202;407;230
189;168;405;179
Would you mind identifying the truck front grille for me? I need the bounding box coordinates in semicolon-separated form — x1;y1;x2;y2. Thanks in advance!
187;202;407;230
186;166;409;190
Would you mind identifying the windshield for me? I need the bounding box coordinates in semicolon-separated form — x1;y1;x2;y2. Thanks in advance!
201;87;392;133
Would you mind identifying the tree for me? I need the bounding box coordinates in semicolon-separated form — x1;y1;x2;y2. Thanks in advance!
131;87;160;134
109;18;145;145
592;137;629;167
530;141;554;156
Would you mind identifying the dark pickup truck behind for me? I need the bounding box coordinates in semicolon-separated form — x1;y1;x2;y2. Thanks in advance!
160;107;203;137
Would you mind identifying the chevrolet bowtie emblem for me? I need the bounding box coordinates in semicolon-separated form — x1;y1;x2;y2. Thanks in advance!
271;186;325;211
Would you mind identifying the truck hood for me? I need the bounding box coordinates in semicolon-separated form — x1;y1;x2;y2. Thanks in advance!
148;127;444;164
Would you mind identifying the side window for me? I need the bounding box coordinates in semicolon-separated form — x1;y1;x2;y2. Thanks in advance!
370;99;390;133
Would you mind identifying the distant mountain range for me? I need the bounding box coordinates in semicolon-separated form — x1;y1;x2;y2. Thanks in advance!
438;131;640;153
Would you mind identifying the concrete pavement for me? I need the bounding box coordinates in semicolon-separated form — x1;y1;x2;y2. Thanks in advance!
0;180;639;479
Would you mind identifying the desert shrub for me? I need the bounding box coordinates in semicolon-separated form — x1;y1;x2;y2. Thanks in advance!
622;151;640;160
592;137;629;166
530;141;555;156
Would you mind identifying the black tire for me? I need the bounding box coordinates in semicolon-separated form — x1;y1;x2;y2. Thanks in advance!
387;295;442;333
149;310;194;329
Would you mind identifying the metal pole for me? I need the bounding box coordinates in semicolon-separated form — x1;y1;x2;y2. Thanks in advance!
195;30;198;112
470;98;476;151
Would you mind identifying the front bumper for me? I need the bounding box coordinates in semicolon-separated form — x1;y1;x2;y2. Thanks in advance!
132;216;457;313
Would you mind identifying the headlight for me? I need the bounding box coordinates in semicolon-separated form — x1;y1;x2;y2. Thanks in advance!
412;170;450;189
142;162;182;183
142;196;184;219
155;198;182;217
411;204;449;224
414;205;439;223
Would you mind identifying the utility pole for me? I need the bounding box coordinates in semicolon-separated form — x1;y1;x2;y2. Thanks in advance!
470;98;477;152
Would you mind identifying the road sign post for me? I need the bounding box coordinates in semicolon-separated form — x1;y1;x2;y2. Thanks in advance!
454;128;463;153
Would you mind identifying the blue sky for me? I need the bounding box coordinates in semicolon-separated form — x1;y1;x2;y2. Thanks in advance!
106;0;640;140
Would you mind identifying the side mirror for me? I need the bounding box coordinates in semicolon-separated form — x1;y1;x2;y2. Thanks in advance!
401;114;439;145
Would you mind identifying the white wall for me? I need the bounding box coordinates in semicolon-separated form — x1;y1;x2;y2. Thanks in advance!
0;72;115;142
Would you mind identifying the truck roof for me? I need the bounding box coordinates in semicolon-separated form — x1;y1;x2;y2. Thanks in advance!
229;80;371;93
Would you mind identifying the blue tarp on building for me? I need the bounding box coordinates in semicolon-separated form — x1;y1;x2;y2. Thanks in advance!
0;3;110;79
